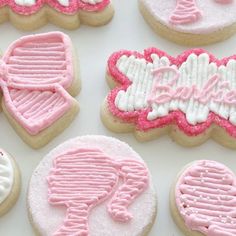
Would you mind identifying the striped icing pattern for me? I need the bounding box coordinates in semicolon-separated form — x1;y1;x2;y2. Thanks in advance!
7;42;68;87
47;148;149;236
176;160;236;236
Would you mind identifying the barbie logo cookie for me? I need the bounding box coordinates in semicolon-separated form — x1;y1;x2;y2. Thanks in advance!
0;32;80;149
28;135;157;236
139;0;236;45
102;48;236;148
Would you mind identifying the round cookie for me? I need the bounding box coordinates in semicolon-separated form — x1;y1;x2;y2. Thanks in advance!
139;0;236;46
28;135;157;236
170;160;236;236
0;148;21;216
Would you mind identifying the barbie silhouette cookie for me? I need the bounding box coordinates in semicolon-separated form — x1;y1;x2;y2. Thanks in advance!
0;149;20;216
0;0;114;30
139;0;236;45
171;160;236;236
28;135;157;235
101;48;236;148
0;32;80;149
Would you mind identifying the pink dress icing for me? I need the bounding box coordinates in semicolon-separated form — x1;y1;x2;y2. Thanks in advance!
140;0;236;34
175;160;236;236
106;48;236;138
0;32;76;135
0;0;110;15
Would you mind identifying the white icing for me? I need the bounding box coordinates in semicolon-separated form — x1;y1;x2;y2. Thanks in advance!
14;0;36;6
0;149;14;204
57;0;69;7
140;0;236;34
81;0;103;5
115;53;236;125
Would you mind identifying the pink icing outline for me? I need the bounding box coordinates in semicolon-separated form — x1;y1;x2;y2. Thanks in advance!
107;48;236;138
0;0;110;15
0;32;76;135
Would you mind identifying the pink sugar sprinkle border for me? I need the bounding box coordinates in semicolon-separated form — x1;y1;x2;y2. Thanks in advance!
107;48;236;138
0;0;110;15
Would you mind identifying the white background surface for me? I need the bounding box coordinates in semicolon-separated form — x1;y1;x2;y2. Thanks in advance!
0;0;236;235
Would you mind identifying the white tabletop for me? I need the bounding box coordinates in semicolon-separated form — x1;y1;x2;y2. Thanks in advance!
0;0;236;235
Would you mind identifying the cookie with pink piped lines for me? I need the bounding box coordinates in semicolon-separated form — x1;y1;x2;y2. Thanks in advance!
171;160;236;236
0;32;80;149
27;135;157;236
139;0;236;45
101;48;236;148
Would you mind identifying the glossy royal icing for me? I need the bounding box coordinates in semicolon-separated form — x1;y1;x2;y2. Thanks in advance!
0;32;77;136
0;149;14;205
106;48;236;138
175;160;236;236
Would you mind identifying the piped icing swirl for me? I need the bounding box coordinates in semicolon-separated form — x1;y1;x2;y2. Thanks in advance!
175;160;236;236
47;148;149;236
0;149;14;205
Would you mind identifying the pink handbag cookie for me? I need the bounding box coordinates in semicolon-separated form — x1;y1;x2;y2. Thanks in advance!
171;160;236;236
139;0;236;45
0;0;113;30
28;135;157;236
0;32;80;149
101;48;236;148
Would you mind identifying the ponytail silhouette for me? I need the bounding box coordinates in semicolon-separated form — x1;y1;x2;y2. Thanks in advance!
47;148;149;236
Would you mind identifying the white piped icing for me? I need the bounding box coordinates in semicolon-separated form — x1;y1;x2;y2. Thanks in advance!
81;0;103;5
57;0;69;7
115;53;236;126
0;149;14;204
14;0;36;6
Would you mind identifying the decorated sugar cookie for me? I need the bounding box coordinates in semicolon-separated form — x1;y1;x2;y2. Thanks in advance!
28;135;157;236
0;32;80;149
171;160;236;236
0;149;20;216
101;48;236;148
0;0;113;30
139;0;236;45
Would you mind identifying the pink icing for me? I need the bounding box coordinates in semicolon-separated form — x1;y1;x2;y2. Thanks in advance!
148;68;236;105
47;148;149;236
0;0;110;15
169;0;232;25
169;0;202;25
175;160;236;236
0;32;76;135
107;48;236;138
